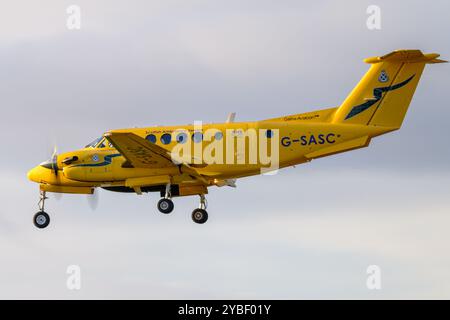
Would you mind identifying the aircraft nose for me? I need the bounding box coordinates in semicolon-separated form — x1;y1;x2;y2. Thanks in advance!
27;165;53;183
27;166;42;183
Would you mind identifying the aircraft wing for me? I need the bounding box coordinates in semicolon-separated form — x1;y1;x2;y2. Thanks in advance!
104;132;210;185
104;132;176;168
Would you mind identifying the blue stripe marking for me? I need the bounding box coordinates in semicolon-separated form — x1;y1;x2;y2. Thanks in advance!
345;74;415;120
72;154;121;167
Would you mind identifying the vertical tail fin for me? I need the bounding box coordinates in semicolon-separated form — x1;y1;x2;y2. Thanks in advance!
332;50;446;128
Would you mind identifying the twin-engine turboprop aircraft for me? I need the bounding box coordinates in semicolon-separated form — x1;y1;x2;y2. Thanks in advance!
28;50;445;228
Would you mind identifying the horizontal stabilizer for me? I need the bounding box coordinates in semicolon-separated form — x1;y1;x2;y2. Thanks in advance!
364;50;447;64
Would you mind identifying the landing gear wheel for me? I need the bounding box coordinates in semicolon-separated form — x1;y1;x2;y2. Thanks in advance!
191;208;208;224
33;211;50;229
157;198;174;214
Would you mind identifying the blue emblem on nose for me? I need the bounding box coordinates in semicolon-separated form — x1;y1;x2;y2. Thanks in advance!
73;154;120;167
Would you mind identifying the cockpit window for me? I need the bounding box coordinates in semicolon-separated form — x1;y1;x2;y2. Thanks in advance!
97;138;106;148
85;137;104;149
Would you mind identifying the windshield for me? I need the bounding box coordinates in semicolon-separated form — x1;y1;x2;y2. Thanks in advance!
85;137;103;148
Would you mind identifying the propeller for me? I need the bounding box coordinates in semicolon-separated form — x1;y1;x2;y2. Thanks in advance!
87;189;99;211
53;193;62;201
46;143;100;210
50;145;59;176
52;189;99;211
40;144;60;175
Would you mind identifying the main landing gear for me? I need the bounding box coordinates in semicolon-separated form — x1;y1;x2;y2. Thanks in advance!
156;184;209;224
191;194;208;224
33;191;50;229
157;198;174;214
157;183;174;214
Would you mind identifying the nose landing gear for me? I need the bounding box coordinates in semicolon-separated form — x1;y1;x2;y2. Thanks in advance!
33;191;50;229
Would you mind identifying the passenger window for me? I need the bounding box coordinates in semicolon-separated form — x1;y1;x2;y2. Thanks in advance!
146;134;157;143
215;131;223;140
192;132;203;143
161;133;172;145
176;132;187;144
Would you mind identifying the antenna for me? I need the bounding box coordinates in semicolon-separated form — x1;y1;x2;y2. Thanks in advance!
226;112;236;123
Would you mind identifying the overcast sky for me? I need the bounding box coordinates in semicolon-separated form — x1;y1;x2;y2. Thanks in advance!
0;0;449;299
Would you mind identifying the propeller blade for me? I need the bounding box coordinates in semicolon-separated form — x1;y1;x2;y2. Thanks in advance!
51;145;59;176
53;193;63;201
87;189;99;211
51;145;58;158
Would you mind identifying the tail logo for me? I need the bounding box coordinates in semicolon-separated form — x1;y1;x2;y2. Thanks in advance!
378;70;389;83
345;74;415;120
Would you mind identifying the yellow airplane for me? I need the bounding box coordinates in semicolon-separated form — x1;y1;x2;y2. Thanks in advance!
28;49;445;228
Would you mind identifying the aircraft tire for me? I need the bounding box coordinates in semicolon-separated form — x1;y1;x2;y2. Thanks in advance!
157;198;174;214
191;209;208;224
33;211;50;229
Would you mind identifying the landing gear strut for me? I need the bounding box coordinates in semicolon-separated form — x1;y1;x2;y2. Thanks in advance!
33;191;50;229
191;194;208;224
157;183;174;214
154;185;209;224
